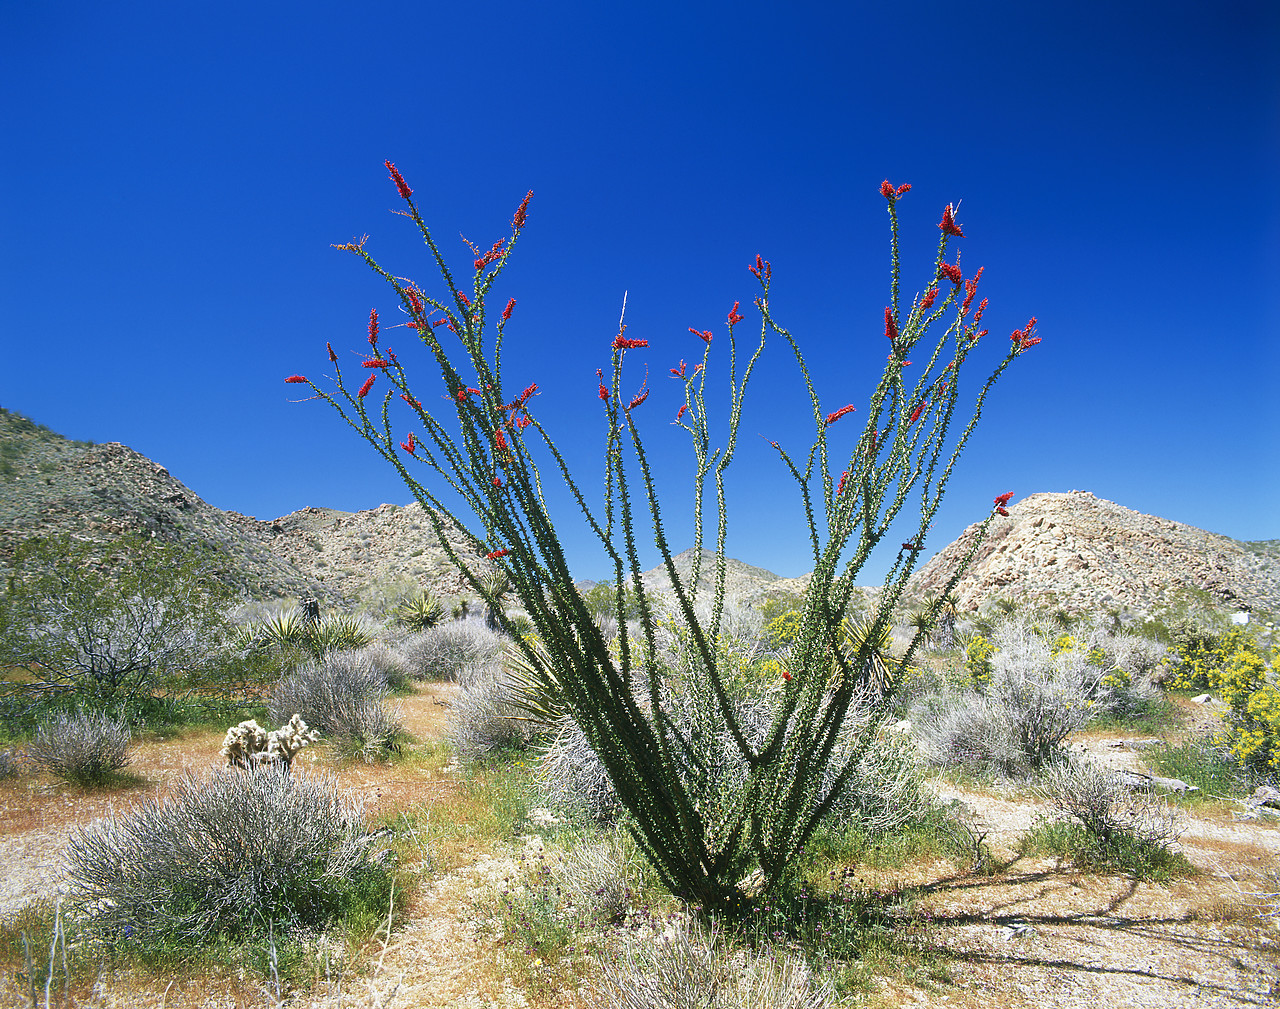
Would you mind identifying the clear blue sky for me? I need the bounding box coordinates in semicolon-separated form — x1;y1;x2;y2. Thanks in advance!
2;0;1276;582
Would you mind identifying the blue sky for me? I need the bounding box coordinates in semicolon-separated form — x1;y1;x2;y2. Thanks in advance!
2;0;1277;582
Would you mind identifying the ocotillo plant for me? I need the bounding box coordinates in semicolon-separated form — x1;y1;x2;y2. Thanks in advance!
288;165;1038;914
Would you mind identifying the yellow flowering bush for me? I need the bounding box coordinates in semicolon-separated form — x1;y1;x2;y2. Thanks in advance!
964;633;995;689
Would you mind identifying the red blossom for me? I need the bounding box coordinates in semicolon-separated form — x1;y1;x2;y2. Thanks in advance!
492;476;503;488
628;388;650;410
362;358;389;369
671;360;687;378
502;298;516;322
495;429;509;454
880;179;895;198
996;507;1009;517
748;254;772;283
285;375;307;384
1010;317;1040;352
938;204;964;237
675;404;688;421
689;328;713;343
973;297;988;324
825;404;857;426
327;342;338;363
432;317;450;328
385;160;413;200
901;542;921;551
896;183;911;196
727;301;744;326
939;261;962;285
613;336;649;350
401;393;422;409
512;190;533;231
920;288;938;311
993;491;1014;508
597;369;609;401
962;266;984;316
782;669;792;682
474;238;506;272
456;290;470;307
400;432;416;455
837;469;848;496
486;548;511;559
515;415;532;430
405;288;423;314
518;382;539;405
909;401;925;425
358;374;375;398
884;307;899;345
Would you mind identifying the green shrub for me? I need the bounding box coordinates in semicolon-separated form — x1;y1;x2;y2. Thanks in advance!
0;535;230;710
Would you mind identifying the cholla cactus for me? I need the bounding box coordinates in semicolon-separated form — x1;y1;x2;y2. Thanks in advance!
221;714;319;770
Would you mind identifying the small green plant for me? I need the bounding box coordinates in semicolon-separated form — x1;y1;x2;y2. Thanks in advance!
1149;738;1247;798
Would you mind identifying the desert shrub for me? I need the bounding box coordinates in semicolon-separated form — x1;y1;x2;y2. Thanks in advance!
540;717;625;822
0;747;25;779
28;710;131;785
268;648;402;760
395;622;503;683
448;666;542;761
63;767;392;944
1028;759;1189;879
553;830;646;927
595;919;834;1009
0;534;229;710
914;616;1105;775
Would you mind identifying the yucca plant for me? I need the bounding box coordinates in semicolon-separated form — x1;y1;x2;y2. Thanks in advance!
288;166;1037;914
393;588;445;631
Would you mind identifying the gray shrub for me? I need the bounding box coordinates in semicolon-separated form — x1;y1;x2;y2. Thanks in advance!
447;665;539;762
553;830;643;927
268;648;402;760
63;767;388;943
396;623;503;684
596;919;834;1009
914;617;1106;775
28;710;131;785
1037;758;1181;852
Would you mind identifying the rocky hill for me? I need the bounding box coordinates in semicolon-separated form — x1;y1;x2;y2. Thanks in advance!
906;490;1280;620
3;410;1276;621
0;408;486;604
637;547;813;603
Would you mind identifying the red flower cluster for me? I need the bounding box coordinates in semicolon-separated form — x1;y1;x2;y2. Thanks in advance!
492;476;503;487
938;204;964;237
884;307;899;346
474;238;506;272
901;542;921;551
361;357;389;369
939;261;962;285
879;180;911;198
825;404;857;426
689;328;713;343
367;308;379;346
613;336;649;350
327;342;338;363
597;369;608;401
358;375;375;398
628;388;650;410
782;669;792;682
837;469;848;496
285;375;307;384
456;386;482;402
401;393;422;409
727;301;744;327
961;267;984;316
994;491;1014;516
400;432;416;455
502;298;516;322
512;191;533;231
909;401;925;425
675;404;688;421
920;288;938;311
385;160;413;200
456;291;471;308
486;548;511;559
1010;317;1040;352
748;254;772;284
